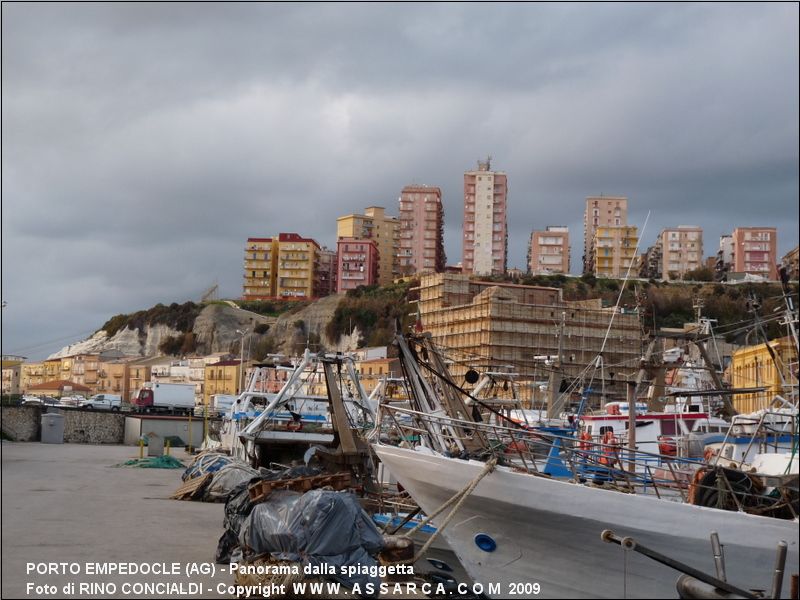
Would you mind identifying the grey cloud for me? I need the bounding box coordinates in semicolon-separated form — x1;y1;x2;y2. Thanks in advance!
2;3;797;359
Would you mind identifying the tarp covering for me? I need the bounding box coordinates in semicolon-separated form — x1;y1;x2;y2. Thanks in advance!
205;463;261;502
239;489;384;592
182;452;232;481
215;464;323;563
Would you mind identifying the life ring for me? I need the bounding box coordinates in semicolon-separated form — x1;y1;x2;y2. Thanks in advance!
286;420;303;432
602;431;619;446
599;431;619;466
658;435;677;456
687;467;706;505
579;431;592;450
703;448;716;462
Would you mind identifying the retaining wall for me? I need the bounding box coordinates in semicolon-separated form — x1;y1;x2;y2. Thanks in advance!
1;405;41;441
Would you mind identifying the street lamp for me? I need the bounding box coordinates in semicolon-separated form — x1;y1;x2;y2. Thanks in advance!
236;328;249;393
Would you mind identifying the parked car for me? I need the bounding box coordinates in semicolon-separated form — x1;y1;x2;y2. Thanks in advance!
58;395;85;407
79;394;122;411
21;395;59;406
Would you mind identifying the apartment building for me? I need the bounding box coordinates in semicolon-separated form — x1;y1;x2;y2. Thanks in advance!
96;357;138;399
204;359;243;404
462;158;508;276
528;226;570;275
659;226;703;281
590;226;639;278
243;234;326;300
732;227;778;280
782;245;799;281
316;247;338;297
68;353;101;389
583;196;627;274
714;234;735;281
1;356;25;396
398;185;445;275
337;206;399;285
126;356;166;402
276;233;320;299
639;244;662;280
731;336;798;413
243;237;278;299
337;237;379;293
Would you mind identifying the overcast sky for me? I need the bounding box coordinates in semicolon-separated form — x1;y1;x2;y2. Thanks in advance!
2;3;798;360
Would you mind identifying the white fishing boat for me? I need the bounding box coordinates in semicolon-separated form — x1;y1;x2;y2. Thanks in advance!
374;442;798;599
372;333;799;599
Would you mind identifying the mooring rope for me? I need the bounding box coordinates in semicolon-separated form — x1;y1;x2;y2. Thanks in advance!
398;457;497;563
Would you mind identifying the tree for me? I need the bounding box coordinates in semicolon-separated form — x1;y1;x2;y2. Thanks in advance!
683;266;714;282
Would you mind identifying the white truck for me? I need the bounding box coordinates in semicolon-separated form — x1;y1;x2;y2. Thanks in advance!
132;382;195;415
79;394;122;411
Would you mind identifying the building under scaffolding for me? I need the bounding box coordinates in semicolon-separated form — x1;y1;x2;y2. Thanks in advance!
415;274;644;406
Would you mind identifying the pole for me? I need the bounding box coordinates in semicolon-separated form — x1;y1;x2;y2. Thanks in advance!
236;328;249;394
547;311;566;419
239;333;246;393
627;380;636;472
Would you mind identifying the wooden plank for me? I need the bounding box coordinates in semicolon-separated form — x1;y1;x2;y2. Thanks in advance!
171;473;212;500
247;472;353;503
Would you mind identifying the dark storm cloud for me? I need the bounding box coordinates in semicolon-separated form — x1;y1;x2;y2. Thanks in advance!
2;3;797;359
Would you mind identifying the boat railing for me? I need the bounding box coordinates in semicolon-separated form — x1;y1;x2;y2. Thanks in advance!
377;404;800;514
712;409;799;470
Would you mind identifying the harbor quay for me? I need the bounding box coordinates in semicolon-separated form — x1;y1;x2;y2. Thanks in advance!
1;442;232;599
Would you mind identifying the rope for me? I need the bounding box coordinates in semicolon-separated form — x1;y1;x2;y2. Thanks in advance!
400;458;497;563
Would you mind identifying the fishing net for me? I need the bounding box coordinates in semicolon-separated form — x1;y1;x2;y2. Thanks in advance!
112;455;186;469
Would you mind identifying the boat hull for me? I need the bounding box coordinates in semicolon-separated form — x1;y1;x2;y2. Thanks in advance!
374;444;799;599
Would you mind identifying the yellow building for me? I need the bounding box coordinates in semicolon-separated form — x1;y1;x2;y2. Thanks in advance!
355;357;401;395
243;237;278;299
1;356;25;396
69;353;101;392
591;225;639;278
20;362;45;392
43;358;62;382
731;336;798;413
337;206;399;285
276;233;319;299
203;359;242;405
126;356;167;402
96;358;136;399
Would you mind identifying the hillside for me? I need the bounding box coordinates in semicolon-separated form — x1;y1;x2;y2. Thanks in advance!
50;283;418;360
49;277;795;360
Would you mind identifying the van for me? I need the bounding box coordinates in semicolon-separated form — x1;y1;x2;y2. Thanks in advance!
79;394;122;411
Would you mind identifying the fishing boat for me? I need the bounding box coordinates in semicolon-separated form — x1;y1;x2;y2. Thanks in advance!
372;332;799;599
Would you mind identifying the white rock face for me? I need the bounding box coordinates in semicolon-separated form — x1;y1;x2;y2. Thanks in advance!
48;303;278;359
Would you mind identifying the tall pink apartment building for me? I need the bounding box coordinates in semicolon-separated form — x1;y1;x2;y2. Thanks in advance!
398;185;445;275
583;196;628;274
732;227;778;280
462;158;508;275
528;226;570;274
336;237;379;293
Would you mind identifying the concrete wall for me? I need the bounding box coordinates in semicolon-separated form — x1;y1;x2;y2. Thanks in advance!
1;405;42;441
124;416;205;447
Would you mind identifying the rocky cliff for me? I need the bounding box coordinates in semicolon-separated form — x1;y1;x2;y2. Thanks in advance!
49;295;359;360
50;303;279;359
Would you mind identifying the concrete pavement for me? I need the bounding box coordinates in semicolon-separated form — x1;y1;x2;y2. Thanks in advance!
1;442;232;598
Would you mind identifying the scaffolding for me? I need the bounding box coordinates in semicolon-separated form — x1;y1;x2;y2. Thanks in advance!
415;274;644;407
